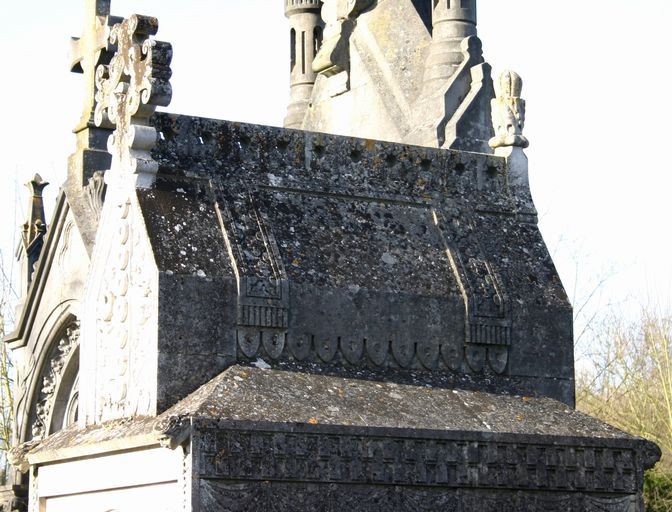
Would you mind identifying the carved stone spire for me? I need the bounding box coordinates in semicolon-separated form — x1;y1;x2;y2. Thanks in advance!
68;0;122;187
284;0;324;129
423;0;478;88
18;175;49;291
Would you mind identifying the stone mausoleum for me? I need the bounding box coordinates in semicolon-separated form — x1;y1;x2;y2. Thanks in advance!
3;0;660;510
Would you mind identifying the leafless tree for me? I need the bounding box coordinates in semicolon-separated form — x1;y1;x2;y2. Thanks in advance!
0;251;15;484
576;308;672;510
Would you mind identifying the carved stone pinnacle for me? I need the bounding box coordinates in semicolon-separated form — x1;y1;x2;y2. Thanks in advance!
94;14;173;186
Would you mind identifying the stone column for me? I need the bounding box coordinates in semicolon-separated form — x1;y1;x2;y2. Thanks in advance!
423;0;477;87
284;0;324;129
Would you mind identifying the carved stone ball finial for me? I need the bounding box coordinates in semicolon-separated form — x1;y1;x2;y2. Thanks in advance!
489;69;529;150
94;14;173;187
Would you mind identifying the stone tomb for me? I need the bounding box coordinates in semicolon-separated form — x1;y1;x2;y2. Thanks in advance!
4;2;660;511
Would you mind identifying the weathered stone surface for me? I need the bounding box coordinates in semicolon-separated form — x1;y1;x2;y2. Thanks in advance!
198;483;644;512
160;367;632;440
17;366;660;511
144;113;573;406
183;367;658;511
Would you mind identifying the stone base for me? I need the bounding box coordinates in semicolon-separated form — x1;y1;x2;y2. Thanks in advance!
18;367;660;511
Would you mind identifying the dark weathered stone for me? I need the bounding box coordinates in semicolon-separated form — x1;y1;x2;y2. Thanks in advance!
19;366;660;511
143;113;574;407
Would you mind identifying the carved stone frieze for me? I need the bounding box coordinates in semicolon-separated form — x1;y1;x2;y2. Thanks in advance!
94;14;172;187
200;480;640;512
95;197;156;422
236;328;464;371
197;428;641;495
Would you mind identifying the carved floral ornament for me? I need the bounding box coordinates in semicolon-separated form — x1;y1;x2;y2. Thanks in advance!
94;14;172;185
31;320;80;440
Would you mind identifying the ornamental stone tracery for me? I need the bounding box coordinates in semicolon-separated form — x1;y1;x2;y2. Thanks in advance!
30;320;80;440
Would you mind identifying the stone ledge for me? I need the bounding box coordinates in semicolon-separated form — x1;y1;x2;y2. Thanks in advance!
18;367;660;497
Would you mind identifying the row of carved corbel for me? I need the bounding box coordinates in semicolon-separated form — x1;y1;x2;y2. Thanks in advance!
236;327;509;374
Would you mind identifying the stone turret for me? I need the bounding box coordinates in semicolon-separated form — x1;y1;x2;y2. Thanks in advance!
284;0;324;128
423;0;477;87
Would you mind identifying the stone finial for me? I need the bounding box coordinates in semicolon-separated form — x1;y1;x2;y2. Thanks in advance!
18;175;49;289
489;70;529;150
94;15;172;188
22;175;49;249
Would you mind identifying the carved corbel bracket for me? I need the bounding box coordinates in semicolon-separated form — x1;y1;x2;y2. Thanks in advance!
313;0;374;81
94;15;173;188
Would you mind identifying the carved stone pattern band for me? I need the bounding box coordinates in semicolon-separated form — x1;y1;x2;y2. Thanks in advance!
198;429;638;494
200;480;639;512
236;329;470;371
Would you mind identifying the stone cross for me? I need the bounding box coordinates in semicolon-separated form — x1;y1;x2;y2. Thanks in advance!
70;0;116;129
68;0;121;186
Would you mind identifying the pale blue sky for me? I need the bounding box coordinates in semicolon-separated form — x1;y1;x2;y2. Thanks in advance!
1;1;671;354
